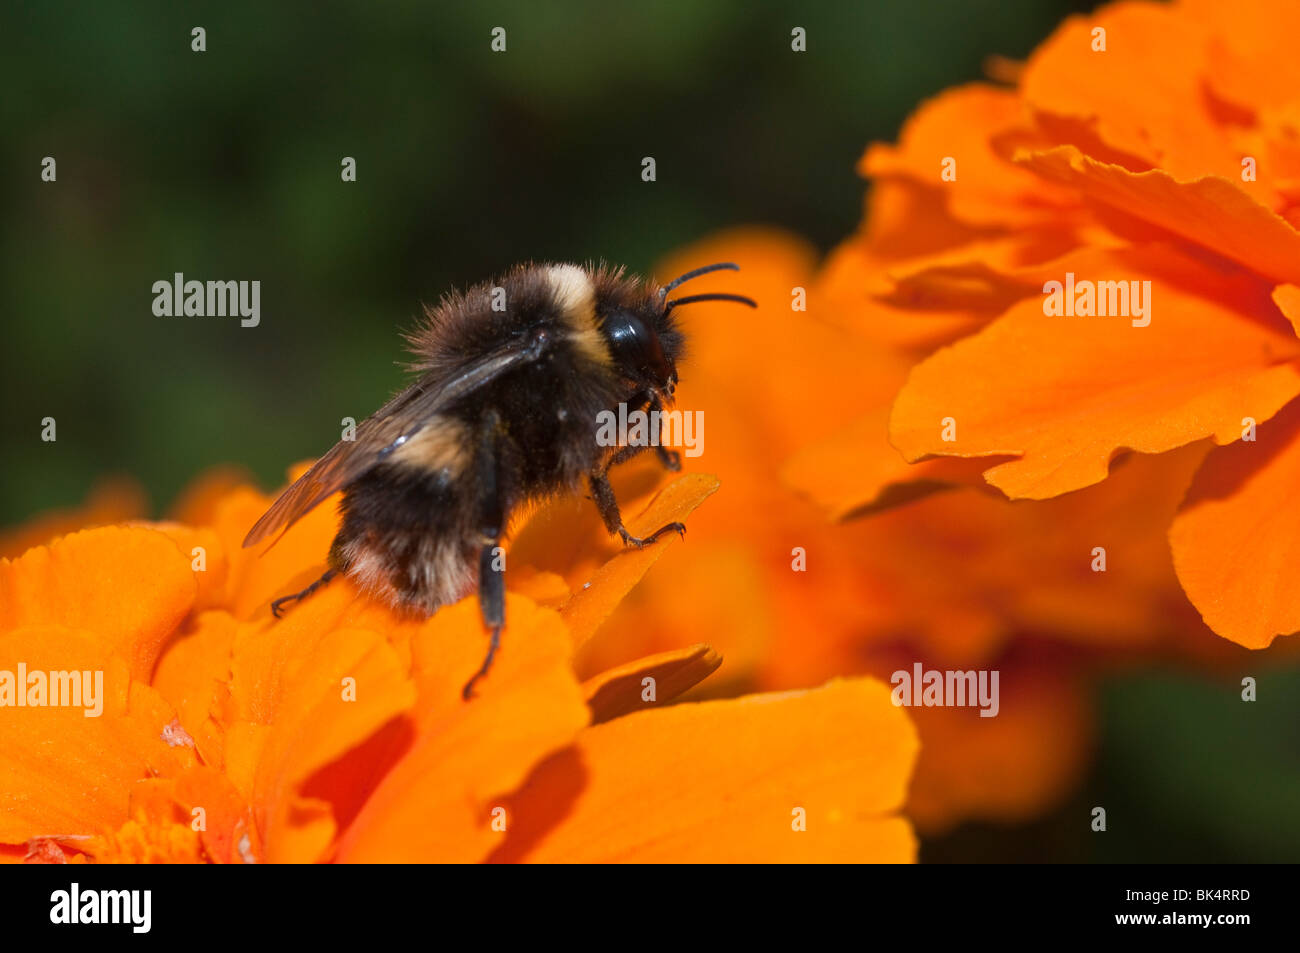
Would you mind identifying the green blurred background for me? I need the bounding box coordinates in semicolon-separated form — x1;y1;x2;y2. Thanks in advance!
6;0;1297;862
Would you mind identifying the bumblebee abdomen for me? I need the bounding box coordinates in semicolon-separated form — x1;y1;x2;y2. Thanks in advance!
330;462;478;614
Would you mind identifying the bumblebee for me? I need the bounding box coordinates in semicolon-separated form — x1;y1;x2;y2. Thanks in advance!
243;261;754;697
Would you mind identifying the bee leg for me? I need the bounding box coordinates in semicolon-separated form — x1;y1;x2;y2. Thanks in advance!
604;443;680;473
270;568;338;618
655;446;682;471
604;391;681;473
462;543;504;700
642;395;682;471
587;472;686;549
463;410;506;701
604;443;650;469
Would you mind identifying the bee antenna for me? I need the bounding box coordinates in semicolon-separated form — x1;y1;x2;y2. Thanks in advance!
663;292;758;314
660;262;741;296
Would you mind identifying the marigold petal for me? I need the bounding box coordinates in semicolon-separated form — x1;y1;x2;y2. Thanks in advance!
1016;146;1300;284
246;625;416;862
334;596;587;863
1170;396;1300;648
581;643;721;724
229;576;419;725
862;83;1079;228
173;765;259;864
783;407;1007;520
151;610;238;768
493;677;918;863
1020;4;1236;183
211;483;340;621
506;567;571;607
578;544;773;690
815;241;989;353
560;473;719;649
890;245;1300;499
1179;0;1300;115
150;523;228;611
1272;283;1300;338
0;625;196;843
0;526;196;680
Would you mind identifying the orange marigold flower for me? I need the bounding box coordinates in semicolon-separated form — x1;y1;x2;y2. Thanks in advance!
811;0;1300;652
0;462;918;862
620;221;1290;832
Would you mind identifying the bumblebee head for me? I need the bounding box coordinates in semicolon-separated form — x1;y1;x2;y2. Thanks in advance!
601;306;680;402
599;262;755;405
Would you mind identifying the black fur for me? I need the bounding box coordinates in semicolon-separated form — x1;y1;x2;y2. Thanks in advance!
330;263;685;613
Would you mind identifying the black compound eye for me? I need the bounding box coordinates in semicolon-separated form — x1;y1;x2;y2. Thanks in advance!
603;310;671;384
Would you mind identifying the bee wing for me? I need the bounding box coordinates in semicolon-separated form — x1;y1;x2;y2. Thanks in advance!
242;347;531;548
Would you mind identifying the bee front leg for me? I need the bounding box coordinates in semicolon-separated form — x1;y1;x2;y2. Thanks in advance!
463;411;506;701
603;393;681;473
655;446;682;472
587;471;686;549
644;395;682;472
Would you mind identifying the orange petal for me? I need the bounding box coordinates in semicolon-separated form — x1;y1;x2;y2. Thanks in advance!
210;483;340;621
0;526;196;680
173;765;259;864
1174;0;1300;115
814;240;989;353
245;624;416;862
867;235;1076;315
506;567;571;607
1272;283;1300;338
1170;395;1300;648
862;83;1080;228
0;625;196;843
560;473;719;649
1020;5;1241;185
858;178;990;262
578;543;773;691
151;610;239;768
334;596;587;862
1016;146;1300;285
229;575;421;728
494;677;918;863
783;405;1008;521
581;644;721;724
890;245;1300;499
150;523;228;611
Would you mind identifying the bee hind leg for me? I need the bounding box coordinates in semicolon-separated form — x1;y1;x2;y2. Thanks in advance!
463;410;506;701
462;542;504;700
587;471;686;549
270;568;338;618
